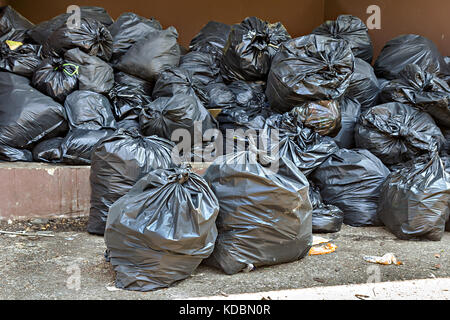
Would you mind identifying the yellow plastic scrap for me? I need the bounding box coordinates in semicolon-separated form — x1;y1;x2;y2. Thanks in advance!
5;40;23;50
309;242;337;256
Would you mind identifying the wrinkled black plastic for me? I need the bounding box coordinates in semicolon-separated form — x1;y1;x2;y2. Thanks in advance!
108;12;162;63
32;57;79;103
114;71;153;95
116;27;180;83
0;5;34;42
355;102;445;165
442;128;450;155
266;34;354;113
205;82;235;109
309;184;344;233
221;17;291;82
380;64;450;128
0;42;42;77
203;149;312;275
0;72;68;155
0;144;32;162
311;148;390;227
64;48;114;94
332;97;361;148
378;154;450;240
179;51;221;87
105;167;219;291
88;129;175;235
61;128;114;165
64;90;116;130
44;17;113;61
32;137;63;163
374;34;450;81
290;100;341;137
312;15;373;63
346;58;380;111
108;83;151;121
189;21;231;63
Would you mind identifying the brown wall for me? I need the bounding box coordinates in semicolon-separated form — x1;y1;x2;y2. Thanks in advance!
9;0;325;48
325;0;450;61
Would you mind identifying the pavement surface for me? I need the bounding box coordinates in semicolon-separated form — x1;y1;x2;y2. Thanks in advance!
0;222;449;300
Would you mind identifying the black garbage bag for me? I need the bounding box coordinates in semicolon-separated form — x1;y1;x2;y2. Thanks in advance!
332;97;361;148
108;12;162;63
0;41;42;77
345;58;380;111
220;16;291;82
32;137;63;163
203;147;312;275
29;6;113;45
290;100;341;137
114;71;153;95
228;80;267;107
0;5;34;42
64;48;114;94
311;148;390;227
152;67;208;105
0;72;68;156
64;90;116;130
115;27;181;83
442;128;450;155
309;183;344;233
116;119;140;131
105;166;219;291
205;82;235;109
263;112;339;176
44;17;113;61
0;144;33;162
107;83;151;121
189;21;231;63
374;34;450;81
355;102;445;165
61;128;114;165
139;94;218;145
312;15;373;63
266;34;354;113
179;51;221;87
32;57;79;103
378;153;450;240
88;128;176;235
380;64;450;128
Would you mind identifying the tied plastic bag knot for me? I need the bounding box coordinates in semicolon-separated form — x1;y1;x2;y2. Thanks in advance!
54;63;79;77
169;170;190;184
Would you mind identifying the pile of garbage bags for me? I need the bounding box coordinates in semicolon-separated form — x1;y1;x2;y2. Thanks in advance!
0;6;449;292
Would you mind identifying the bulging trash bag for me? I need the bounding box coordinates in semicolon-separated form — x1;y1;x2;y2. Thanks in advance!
108;12;162;63
0;41;42;77
152;67;208;105
139;94;218;145
32;57;79;103
0;72;68;154
221;16;291;82
179;51;221;87
189;21;231;63
290;100;341;137
108;83;151;121
355;102;445;165
205;82;235;109
44;17;113;61
332;97;361;148
105;166;219;291
309;183;344;233
115;27;181;83
380;64;450;128
378;153;450;241
345;58;380;111
266;34;354;113
61;128;114;165
29;6;114;45
88;129;175;235
374;34;450;81
312;15;373;63
64;90;116;130
203;146;312;275
442;128;450;155
116;119;140;132
114;71;153;95
0;5;34;42
64;48;114;94
32;137;63;163
311;148;390;227
0;144;32;162
263;112;339;176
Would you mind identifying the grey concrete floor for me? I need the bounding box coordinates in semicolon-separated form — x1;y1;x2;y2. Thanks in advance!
0;225;449;300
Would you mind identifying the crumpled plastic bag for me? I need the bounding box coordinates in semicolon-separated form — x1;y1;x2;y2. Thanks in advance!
108;83;151;121
0;5;34;42
332;97;361;149
309;184;344;233
189;21;231;63
32;137;63;163
0;41;42;77
179;51;221;87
